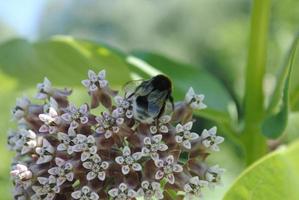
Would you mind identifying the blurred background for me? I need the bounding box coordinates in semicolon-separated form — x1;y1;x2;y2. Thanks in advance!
0;0;298;199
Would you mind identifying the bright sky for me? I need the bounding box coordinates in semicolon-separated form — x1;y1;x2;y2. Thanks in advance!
0;0;46;39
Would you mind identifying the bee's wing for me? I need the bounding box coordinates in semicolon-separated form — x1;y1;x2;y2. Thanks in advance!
147;90;168;116
123;79;143;98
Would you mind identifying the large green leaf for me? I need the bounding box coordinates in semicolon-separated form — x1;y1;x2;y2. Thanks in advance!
262;36;299;139
127;51;235;124
224;140;299;200
0;36;132;88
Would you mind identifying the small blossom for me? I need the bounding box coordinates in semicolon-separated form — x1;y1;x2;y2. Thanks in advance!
175;121;199;149
184;176;208;199
73;134;97;161
149;115;171;134
95;111;124;139
7;129;37;154
108;183;137;200
82;69;108;91
142;134;168;160
71;186;99;200
43;97;59;113
185;87;207;110
10;164;32;181
61;103;89;128
82;154;109;181
56;129;77;154
48;157;74;186
115;146;142;175
154;155;183;184
39;107;61;134
35;77;53;100
35;139;54;164
205;165;225;189
200;127;224;151
114;96;133;119
12;97;31;121
137;181;163;200
31;175;60;200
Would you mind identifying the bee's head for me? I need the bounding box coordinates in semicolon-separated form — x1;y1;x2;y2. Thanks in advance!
151;74;172;91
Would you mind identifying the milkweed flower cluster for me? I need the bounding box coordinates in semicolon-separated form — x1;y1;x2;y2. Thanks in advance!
8;69;225;200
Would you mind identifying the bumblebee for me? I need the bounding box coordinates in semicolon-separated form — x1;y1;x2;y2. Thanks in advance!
126;74;174;124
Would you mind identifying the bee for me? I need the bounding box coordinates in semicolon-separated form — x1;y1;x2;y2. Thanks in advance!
125;74;174;124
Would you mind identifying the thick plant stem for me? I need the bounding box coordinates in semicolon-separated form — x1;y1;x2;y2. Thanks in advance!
242;0;271;165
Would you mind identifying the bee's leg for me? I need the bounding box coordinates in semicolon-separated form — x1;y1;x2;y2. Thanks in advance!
157;101;167;120
169;95;174;111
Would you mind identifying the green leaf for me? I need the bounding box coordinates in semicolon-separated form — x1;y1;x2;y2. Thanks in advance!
262;36;299;139
223;140;299;200
0;36;132;88
127;51;235;124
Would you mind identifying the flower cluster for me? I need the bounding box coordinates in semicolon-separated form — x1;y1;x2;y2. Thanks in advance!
8;69;224;199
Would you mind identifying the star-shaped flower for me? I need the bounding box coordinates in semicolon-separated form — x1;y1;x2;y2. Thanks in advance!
154;155;183;184
72;134;97;161
184;176;208;199
39;107;61;134
10;164;32;181
115;146;143;175
48;157;74;186
35;77;53;100
175;121;199;149
81;69;108;92
12;97;31;121
7;129;37;154
82;154;109;181
35;139;54;164
71;186;99;200
61;103;89;128
185;87;207;110
114;96;133;119
108;183;137;200
205;165;225;189
142;134;168;160
31;175;60;200
200;127;224;151
56;129;78;155
95;111;124;139
149;115;171;134
137;181;163;200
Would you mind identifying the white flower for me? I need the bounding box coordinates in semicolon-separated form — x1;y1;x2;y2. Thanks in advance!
71;186;99;200
200;127;224;151
115;146;142;175
114;96;133;119
61;103;89;128
56;130;78;155
48;158;74;186
137;181;163;200
12;97;30;121
43;97;59;113
185;87;207;109
175;121;199;149
39;107;61;134
149;115;171;134
205;165;225;189
154;155;183;184
81;69;108;91
95;111;124;139
72;135;97;161
184;176;208;199
142;134;168;160
35;139;54;164
31;175;60;200
7;129;37;154
10;164;32;181
35;77;53;100
108;183;137;200
82;154;109;181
